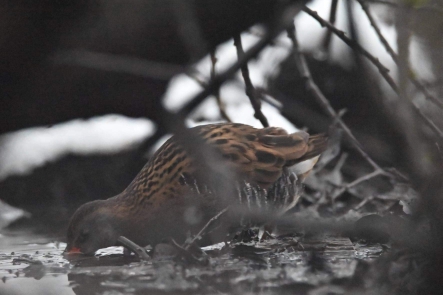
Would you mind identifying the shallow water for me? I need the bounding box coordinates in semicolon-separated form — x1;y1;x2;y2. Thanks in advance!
0;229;71;295
0;227;384;295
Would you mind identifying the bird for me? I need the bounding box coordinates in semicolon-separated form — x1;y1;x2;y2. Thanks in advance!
65;123;327;255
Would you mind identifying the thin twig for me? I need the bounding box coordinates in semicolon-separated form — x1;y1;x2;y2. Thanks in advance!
255;87;284;110
333;152;349;173
302;6;443;140
184;70;229;121
396;4;410;103
358;0;398;63
233;34;269;127
303;6;397;91
331;165;386;200
358;0;443;110
186;71;207;87
321;0;339;53
178;4;302;118
117;236;150;261
409;75;443;109
185;207;229;250
288;23;393;204
210;50;232;122
347;169;385;188
353;194;374;211
170;239;207;264
287;24;386;173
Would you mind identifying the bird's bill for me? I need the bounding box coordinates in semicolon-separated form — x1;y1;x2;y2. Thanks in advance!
64;245;83;255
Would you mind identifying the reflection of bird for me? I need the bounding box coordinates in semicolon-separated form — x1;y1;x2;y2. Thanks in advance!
66;123;327;254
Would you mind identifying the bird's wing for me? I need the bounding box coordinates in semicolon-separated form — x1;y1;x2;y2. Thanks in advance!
195;123;328;189
122;123;328;206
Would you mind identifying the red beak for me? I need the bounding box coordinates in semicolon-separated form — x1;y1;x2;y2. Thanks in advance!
65;246;82;254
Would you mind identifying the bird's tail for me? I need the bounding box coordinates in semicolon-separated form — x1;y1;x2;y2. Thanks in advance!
284;133;328;167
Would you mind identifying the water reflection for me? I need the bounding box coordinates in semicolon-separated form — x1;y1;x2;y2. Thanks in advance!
0;229;72;295
0;228;385;295
0;275;74;295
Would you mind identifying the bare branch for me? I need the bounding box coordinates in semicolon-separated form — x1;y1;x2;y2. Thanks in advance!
321;0;339;53
347;169;384;188
177;3;303;118
286;24;386;173
358;0;443;110
210;50;232;122
331;169;386;200
358;0;398;63
185;207;229;250
117;236;150;261
233;34;269;127
186;71;207;87
302;6;443;140
185;54;232;122
302;6;397;91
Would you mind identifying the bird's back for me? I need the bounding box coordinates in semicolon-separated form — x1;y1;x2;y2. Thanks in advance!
118;123;327;214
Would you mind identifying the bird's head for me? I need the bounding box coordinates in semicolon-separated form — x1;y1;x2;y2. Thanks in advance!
65;200;121;255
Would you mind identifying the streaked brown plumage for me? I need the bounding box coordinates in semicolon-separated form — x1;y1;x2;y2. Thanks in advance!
66;123;327;254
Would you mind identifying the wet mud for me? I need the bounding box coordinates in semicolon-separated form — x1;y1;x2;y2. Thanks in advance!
0;227;384;295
